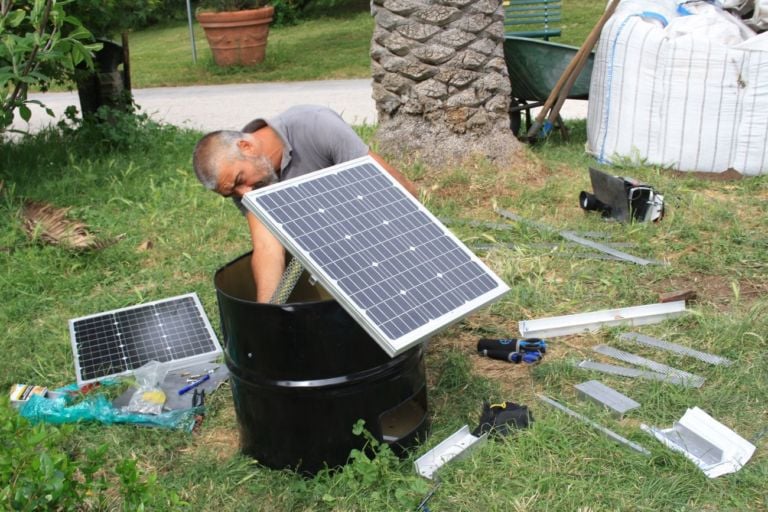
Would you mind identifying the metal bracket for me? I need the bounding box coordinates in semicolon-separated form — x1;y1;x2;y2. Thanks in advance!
574;380;640;418
518;301;687;338
620;332;733;366
494;208;665;265
641;407;756;478
576;360;691;386
592;344;705;388
414;425;487;480
538;395;650;456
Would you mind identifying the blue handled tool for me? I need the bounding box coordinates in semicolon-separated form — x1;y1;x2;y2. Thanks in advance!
478;349;543;365
477;338;547;354
178;373;210;395
477;337;546;364
518;338;547;354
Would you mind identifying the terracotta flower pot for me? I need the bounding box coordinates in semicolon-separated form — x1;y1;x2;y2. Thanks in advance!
196;6;274;67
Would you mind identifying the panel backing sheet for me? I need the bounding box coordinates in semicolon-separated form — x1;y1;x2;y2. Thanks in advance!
242;156;510;356
69;293;222;385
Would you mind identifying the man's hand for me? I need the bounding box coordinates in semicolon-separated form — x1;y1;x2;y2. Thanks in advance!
247;212;285;302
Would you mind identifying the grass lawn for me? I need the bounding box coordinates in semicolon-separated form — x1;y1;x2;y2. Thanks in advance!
128;10;376;88
125;1;604;89
1;117;766;509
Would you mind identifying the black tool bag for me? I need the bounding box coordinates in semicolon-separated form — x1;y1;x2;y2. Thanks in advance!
472;401;533;437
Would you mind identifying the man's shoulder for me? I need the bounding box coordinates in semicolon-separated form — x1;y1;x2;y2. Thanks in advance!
243;106;340;133
285;104;335;115
281;105;341;123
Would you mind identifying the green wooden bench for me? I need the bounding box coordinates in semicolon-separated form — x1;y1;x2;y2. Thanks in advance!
504;0;562;40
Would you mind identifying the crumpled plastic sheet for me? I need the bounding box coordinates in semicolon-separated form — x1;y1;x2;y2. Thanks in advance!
19;393;201;432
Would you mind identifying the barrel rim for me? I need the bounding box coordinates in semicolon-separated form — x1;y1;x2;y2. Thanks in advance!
214;251;333;309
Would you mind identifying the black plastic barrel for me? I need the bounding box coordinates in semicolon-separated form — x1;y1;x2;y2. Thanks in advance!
214;253;429;475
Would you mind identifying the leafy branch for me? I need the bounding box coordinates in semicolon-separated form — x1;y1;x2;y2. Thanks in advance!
0;0;101;133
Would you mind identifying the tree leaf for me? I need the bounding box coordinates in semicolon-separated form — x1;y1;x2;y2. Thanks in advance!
7;10;27;28
19;104;31;122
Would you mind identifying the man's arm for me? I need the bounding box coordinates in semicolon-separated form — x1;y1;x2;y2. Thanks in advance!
369;150;419;198
246;212;286;302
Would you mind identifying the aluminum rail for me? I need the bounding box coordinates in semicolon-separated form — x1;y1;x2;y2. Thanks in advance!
538;395;651;456
494;207;665;265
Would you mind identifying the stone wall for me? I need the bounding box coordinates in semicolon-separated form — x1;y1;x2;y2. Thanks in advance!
371;0;520;167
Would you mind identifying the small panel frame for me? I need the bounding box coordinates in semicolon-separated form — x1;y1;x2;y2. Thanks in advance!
69;293;222;385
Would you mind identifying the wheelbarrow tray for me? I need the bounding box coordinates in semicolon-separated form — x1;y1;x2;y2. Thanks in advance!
503;36;594;102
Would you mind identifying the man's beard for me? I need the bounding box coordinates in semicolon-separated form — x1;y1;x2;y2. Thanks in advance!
248;154;279;189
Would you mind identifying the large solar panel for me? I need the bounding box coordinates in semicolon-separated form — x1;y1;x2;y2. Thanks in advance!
242;156;510;356
69;293;223;385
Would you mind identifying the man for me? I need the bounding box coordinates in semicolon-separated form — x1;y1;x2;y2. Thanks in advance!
193;105;417;303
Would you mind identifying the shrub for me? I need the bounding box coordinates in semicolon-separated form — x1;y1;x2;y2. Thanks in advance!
65;0;165;39
0;0;99;133
57;101;165;151
0;396;185;510
0;399;108;510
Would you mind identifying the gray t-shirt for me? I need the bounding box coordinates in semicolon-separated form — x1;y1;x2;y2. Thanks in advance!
233;105;368;213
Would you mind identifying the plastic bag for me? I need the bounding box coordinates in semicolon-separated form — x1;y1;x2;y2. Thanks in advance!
753;0;768;29
124;361;168;415
19;393;200;431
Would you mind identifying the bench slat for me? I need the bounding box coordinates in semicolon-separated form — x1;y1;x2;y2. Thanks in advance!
504;0;561;40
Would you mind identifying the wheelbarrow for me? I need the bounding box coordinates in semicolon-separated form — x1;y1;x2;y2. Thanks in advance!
503;35;595;139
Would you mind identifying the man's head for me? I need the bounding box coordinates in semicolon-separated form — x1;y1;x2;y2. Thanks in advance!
192;130;279;198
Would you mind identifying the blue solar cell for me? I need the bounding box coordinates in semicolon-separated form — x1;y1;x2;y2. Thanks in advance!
244;157;509;356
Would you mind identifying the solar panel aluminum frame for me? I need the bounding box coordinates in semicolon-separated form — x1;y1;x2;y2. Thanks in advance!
69;293;223;385
242;156;510;357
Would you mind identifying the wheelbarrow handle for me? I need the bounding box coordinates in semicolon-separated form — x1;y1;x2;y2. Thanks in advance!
526;0;621;140
545;38;596;133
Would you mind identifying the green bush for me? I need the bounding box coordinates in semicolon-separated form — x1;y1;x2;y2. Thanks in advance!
0;396;185;510
65;0;165;39
142;0;189;25
57;101;164;151
0;0;99;132
271;0;361;27
0;398;108;510
309;419;432;510
196;0;270;11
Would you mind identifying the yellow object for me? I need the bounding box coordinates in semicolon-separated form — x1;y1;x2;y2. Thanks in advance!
9;384;47;407
140;389;166;405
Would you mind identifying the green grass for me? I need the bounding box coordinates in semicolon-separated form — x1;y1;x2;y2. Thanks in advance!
123;1;604;89
1;116;766;510
559;0;606;47
32;1;607;91
127;10;375;88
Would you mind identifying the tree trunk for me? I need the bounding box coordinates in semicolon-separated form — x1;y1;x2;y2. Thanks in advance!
76;37;133;119
371;0;521;168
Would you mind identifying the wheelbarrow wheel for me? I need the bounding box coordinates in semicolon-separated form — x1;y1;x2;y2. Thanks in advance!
508;97;531;139
510;110;522;136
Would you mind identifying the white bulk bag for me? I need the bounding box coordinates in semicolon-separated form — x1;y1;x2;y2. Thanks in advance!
587;0;768;175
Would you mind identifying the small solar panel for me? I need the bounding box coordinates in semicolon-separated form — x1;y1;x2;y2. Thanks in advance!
69;293;222;385
242;156;510;357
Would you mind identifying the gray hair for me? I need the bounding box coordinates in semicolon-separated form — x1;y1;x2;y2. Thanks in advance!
192;130;246;190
